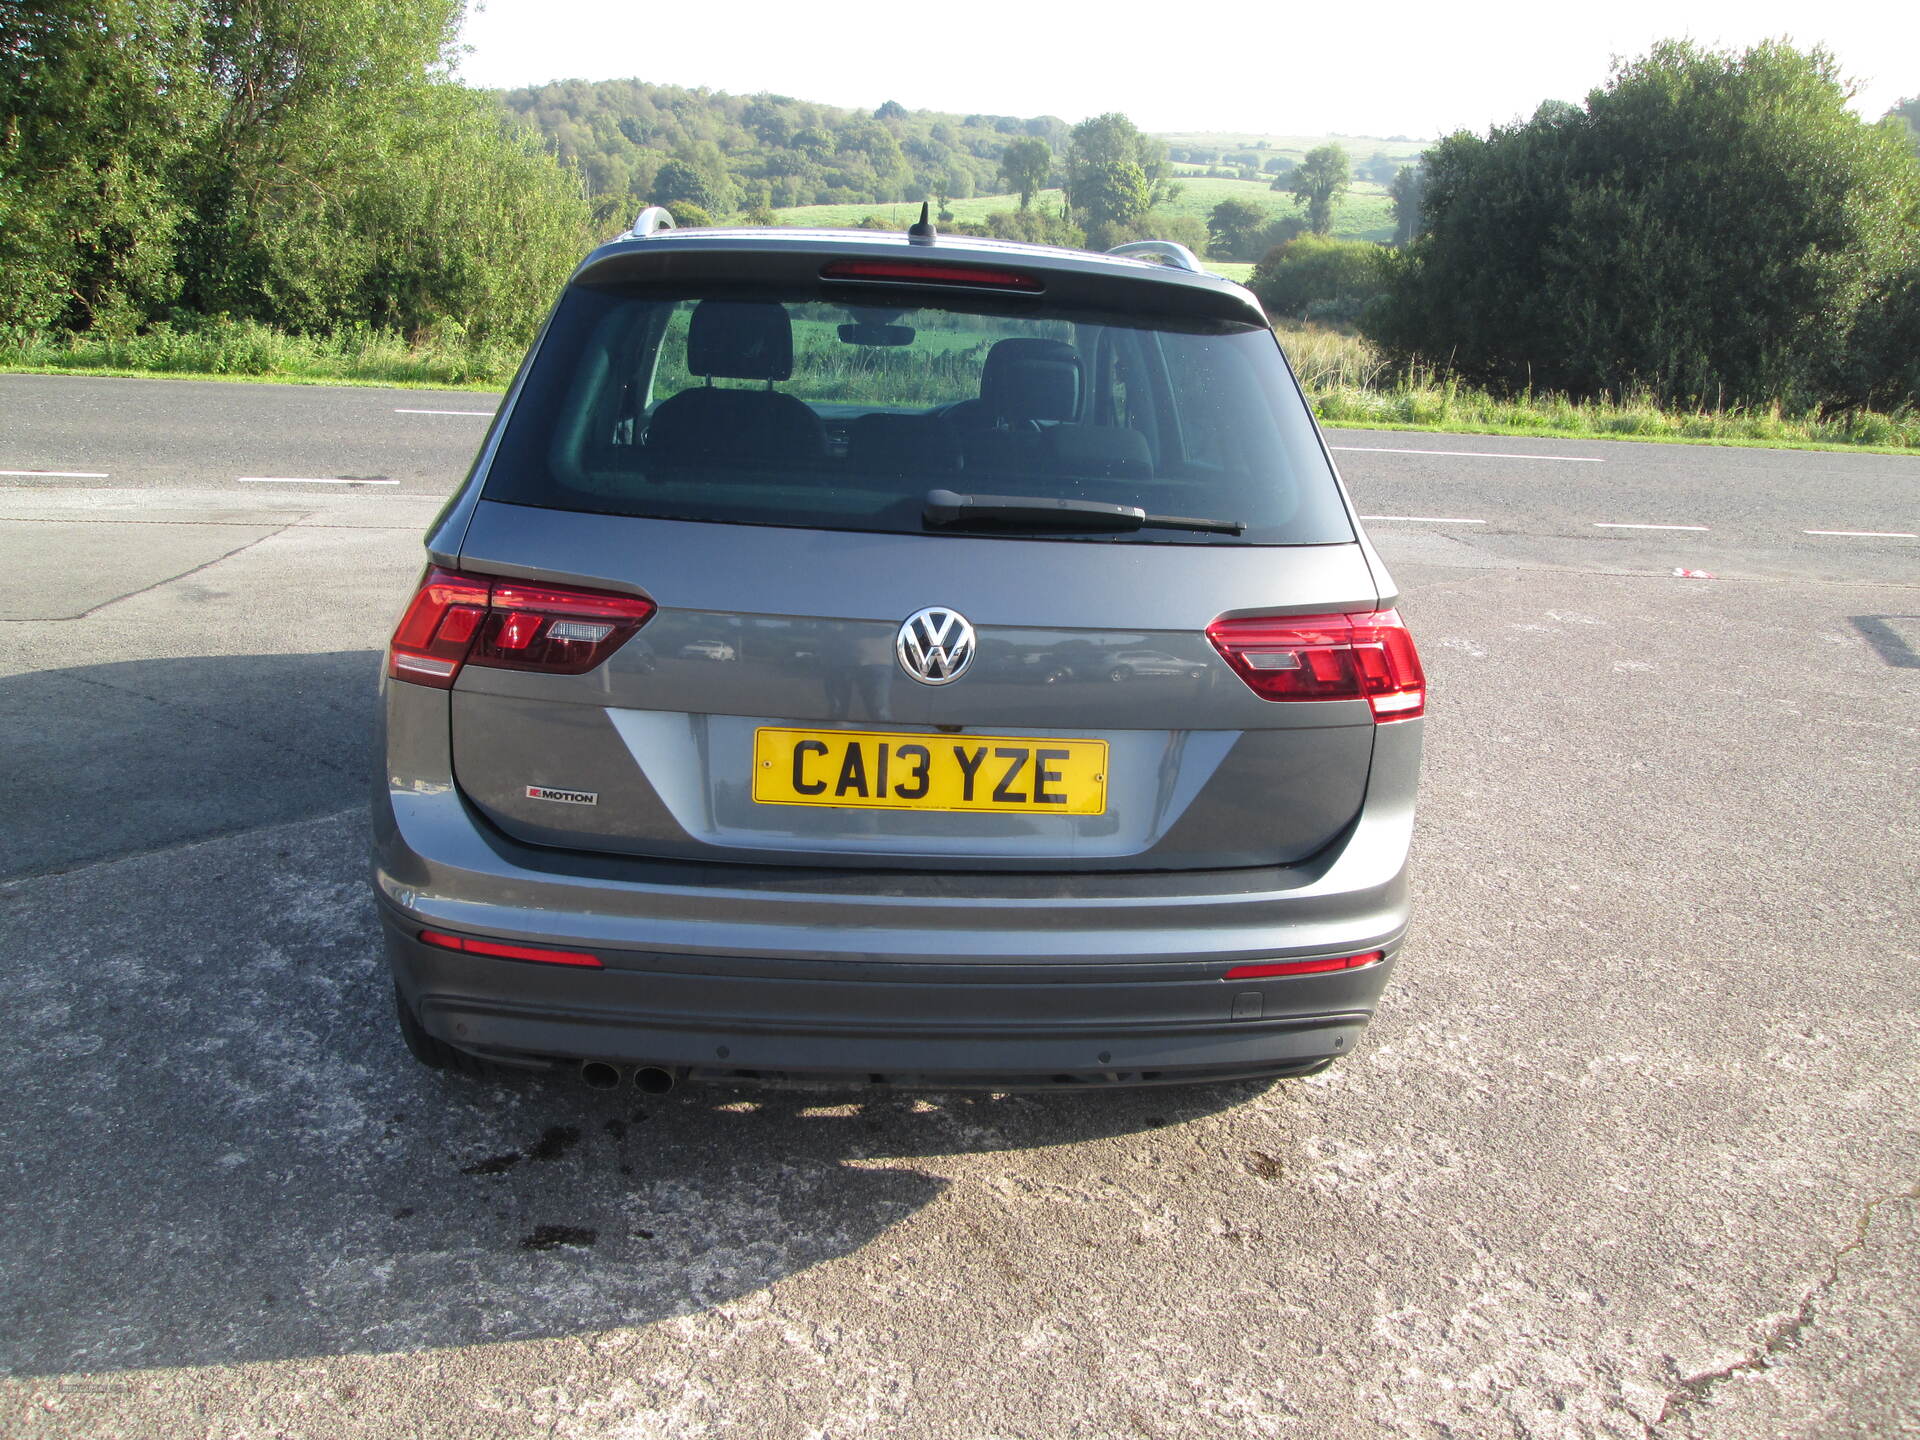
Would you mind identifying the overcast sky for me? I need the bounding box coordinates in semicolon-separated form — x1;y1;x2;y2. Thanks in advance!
456;0;1916;140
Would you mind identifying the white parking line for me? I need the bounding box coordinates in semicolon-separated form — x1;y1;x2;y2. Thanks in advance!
237;476;400;486
394;408;493;417
1594;522;1709;531
1803;529;1917;539
1360;514;1487;524
0;469;110;478
1331;446;1604;463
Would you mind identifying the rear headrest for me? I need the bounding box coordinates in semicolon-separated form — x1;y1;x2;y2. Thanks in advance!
981;338;1081;424
687;301;794;381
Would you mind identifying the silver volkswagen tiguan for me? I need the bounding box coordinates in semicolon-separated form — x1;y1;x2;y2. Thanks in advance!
374;212;1425;1092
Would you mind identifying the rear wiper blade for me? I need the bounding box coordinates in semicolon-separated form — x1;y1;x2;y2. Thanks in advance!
922;488;1244;536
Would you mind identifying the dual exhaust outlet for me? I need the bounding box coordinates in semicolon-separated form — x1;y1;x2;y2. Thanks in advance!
579;1061;680;1093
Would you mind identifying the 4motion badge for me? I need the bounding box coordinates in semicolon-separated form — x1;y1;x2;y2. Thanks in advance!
526;785;598;805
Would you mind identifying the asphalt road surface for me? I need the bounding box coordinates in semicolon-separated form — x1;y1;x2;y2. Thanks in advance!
1;374;1915;1440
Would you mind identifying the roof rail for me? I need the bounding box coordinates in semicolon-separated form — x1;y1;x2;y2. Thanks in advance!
1106;240;1204;274
629;206;677;238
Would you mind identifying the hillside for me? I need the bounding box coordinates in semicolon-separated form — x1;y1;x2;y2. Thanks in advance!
496;79;1070;217
494;78;1418;246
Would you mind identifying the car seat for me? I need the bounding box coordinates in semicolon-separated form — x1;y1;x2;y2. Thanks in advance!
948;338;1083;430
645;301;827;463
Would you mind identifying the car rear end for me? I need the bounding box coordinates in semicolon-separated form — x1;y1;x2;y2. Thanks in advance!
373;227;1423;1089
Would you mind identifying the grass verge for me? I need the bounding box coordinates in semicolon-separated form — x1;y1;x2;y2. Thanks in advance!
4;318;1915;455
0;319;518;390
1278;324;1920;454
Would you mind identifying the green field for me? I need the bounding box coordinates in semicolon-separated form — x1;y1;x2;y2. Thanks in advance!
772;176;1395;248
1157;132;1428;162
1143;174;1394;242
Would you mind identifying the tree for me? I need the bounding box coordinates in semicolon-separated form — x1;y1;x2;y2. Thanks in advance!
652;157;726;212
345;85;592;344
1360;152;1400;185
171;0;474;330
1064;112;1169;241
837;119;912;199
791;125;834;158
1249;236;1390;323
1388;161;1426;246
0;0;204;333
1207;198;1273;260
1842;259;1920;408
1256;215;1308;253
3;0;591;344
1364;41;1920;408
972;207;1084;248
1289;144;1351;235
1133;210;1207;255
742;98;790;147
1078;159;1152;237
873;99;907;121
1885;95;1920;158
998;137;1050;209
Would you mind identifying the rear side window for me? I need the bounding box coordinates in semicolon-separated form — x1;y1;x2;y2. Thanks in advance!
482;284;1353;546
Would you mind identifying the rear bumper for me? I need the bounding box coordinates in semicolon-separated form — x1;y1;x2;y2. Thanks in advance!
381;905;1395;1086
374;684;1419;1087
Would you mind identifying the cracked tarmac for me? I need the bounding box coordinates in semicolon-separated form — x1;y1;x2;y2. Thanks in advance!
1652;1187;1920;1435
0;381;1914;1438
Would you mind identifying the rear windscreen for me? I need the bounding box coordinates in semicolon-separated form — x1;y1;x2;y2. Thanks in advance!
481;282;1354;546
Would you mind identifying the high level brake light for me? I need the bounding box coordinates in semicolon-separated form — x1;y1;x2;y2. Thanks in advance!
820;259;1044;292
1206;610;1425;721
387;566;654;689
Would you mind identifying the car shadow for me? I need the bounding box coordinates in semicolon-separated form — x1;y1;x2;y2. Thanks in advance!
1852;615;1920;669
0;649;380;880
0;651;1264;1377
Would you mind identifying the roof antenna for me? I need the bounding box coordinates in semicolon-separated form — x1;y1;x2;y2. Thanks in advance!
907;200;936;246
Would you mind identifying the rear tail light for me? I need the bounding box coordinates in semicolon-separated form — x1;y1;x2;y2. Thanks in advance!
820;258;1044;292
419;929;603;968
387;567;654;689
1207;610;1425;721
1225;951;1384;979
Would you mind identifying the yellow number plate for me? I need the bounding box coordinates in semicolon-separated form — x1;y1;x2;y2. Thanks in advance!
753;728;1108;815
